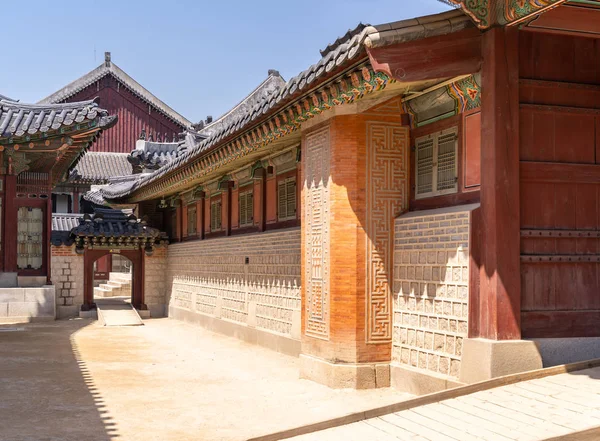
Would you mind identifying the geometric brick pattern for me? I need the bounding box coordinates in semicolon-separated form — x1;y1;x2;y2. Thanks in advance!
366;123;409;343
303;127;331;340
393;208;471;378
167;229;301;337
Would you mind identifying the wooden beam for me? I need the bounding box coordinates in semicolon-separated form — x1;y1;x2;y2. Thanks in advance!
367;28;482;83
477;26;521;341
521;162;600;184
525;5;600;38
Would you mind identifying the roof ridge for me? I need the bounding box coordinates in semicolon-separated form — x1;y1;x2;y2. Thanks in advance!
38;59;192;128
198;72;285;132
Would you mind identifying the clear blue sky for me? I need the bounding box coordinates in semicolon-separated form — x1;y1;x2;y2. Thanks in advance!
2;0;450;124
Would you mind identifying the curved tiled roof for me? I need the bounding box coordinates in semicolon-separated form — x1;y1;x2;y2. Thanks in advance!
51;208;166;246
39;57;192;129
0;98;110;139
196;71;286;137
69;152;132;184
101;9;471;201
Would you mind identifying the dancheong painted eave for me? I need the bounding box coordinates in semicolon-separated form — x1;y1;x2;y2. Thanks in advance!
97;9;474;204
0;97;118;185
438;0;600;29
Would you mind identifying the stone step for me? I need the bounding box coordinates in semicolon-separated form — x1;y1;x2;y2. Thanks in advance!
93;287;113;298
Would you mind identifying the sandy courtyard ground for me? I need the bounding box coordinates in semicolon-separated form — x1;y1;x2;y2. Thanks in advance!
0;318;410;441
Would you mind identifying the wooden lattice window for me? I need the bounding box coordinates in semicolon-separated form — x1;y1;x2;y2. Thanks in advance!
187;204;197;236
277;177;297;221
239;189;254;227
211;199;222;232
415;128;458;199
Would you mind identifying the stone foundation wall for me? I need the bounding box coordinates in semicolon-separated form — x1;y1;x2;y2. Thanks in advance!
167;228;301;350
144;247;168;317
392;205;477;379
51;246;84;318
0;286;55;323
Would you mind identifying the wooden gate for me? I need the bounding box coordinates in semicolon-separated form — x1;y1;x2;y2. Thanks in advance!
519;32;600;338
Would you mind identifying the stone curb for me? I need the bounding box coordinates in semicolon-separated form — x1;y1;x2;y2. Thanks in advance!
247;357;600;441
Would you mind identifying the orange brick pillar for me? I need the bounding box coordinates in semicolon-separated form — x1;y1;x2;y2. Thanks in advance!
300;112;409;389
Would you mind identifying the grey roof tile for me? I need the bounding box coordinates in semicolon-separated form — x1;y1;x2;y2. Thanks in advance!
0;99;114;140
68;152;133;184
100;10;472;201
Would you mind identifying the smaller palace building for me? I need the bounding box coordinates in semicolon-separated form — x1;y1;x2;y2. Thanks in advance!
0;95;116;320
47;1;600;393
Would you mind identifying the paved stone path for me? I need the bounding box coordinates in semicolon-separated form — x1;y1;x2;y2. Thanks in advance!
291;367;600;441
0;318;409;441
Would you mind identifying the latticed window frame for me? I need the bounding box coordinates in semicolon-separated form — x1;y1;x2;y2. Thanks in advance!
415;127;459;200
210;198;222;232
238;187;254;227
187;203;197;236
277;176;297;221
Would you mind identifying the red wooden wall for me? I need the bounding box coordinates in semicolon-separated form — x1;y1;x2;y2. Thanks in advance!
63;76;186;153
519;32;600;338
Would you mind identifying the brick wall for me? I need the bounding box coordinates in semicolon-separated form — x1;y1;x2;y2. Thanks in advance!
167;228;301;339
144;247;168;316
51;245;84;318
393;205;477;378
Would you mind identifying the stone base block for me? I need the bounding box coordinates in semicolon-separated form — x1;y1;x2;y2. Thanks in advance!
459;338;543;384
79;310;98;319
534;337;600;367
137;309;151;319
391;363;464;395
299;354;390;389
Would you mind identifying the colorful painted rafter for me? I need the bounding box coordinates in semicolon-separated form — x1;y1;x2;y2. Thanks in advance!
445;0;568;28
130;66;393;202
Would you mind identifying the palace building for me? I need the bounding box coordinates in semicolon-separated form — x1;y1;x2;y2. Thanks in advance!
0;95;116;318
28;0;600;392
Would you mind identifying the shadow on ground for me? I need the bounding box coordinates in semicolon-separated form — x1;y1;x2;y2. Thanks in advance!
544;427;600;441
0;319;116;441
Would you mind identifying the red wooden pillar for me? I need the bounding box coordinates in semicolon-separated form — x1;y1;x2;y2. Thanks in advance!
4;175;16;272
73;189;79;213
182;202;188;239
82;251;94;311
176;201;183;242
253;168;267;232
196;193;205;240
477;26;521;340
221;182;234;236
46;196;52;284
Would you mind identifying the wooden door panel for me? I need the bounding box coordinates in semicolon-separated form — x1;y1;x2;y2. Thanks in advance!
520;109;596;163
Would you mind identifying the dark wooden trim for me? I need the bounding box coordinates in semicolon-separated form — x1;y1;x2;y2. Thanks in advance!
525;5;600;39
521;103;600;116
204;230;227;240
521;162;600;184
230;225;260;236
266;219;300;231
522;311;600;338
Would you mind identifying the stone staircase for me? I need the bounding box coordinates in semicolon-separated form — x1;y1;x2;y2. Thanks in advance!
94;272;132;298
